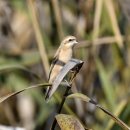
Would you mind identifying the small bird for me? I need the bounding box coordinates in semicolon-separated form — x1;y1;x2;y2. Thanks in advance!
45;36;78;100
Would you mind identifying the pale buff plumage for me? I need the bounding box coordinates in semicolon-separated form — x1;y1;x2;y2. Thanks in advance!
45;36;78;100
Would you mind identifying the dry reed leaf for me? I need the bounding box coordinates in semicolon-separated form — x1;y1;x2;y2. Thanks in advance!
47;59;84;99
56;114;85;130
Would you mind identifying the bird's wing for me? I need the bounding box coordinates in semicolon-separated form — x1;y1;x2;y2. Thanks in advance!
48;56;58;81
48;46;61;81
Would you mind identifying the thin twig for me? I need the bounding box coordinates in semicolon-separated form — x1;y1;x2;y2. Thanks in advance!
75;35;128;48
51;66;80;130
51;85;71;130
27;0;50;78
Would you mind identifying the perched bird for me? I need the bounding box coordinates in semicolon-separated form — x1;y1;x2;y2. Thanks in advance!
45;36;78;100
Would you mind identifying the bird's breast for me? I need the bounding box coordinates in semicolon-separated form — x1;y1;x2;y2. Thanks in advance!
59;48;72;63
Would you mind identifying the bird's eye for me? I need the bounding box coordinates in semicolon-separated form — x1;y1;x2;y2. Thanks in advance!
68;39;74;42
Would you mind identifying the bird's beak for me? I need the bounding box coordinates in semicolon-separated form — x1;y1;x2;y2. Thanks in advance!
74;41;79;47
74;41;78;44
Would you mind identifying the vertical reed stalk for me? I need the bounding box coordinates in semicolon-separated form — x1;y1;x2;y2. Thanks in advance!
28;0;50;78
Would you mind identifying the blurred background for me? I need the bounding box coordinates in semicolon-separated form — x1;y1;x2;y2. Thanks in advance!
0;0;130;129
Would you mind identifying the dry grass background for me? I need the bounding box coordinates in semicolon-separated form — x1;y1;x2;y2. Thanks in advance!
0;0;130;130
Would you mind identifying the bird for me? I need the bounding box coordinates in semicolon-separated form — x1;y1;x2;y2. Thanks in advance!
45;35;78;100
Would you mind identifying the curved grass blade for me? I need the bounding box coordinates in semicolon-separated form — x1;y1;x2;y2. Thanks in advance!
0;83;51;103
67;93;130;130
67;93;91;103
96;104;130;130
106;100;127;130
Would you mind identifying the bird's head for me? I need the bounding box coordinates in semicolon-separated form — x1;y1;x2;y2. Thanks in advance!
61;36;78;48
